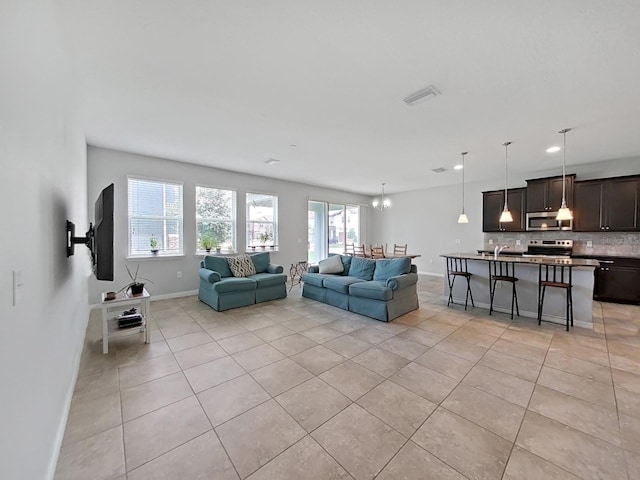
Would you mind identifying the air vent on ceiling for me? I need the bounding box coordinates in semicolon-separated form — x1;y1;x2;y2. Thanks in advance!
432;167;447;173
403;85;441;106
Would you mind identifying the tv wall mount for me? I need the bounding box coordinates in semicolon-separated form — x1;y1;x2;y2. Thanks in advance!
66;220;94;257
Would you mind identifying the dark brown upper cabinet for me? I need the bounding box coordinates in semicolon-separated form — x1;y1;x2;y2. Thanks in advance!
482;188;526;232
574;175;639;231
526;175;575;213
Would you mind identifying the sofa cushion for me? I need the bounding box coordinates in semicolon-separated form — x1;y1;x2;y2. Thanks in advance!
302;272;330;287
250;252;270;273
349;281;393;301
204;255;234;278
319;255;344;274
338;255;352;275
212;277;257;294
228;255;257;277
348;257;376;281
323;276;365;294
250;272;288;287
373;257;411;281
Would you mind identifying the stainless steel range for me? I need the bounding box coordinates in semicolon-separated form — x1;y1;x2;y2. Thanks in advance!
522;239;573;258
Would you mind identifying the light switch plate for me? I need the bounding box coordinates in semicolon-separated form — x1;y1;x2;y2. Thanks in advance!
489;239;494;245
516;240;521;246
587;240;593;248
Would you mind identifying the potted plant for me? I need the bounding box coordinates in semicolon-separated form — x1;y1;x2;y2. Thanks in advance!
258;232;272;249
119;264;153;296
149;235;159;254
200;233;214;253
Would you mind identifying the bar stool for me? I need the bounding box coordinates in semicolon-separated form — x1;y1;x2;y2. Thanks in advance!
537;264;573;331
446;257;474;310
488;260;519;319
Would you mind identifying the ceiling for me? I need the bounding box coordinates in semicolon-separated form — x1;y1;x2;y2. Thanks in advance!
55;0;640;196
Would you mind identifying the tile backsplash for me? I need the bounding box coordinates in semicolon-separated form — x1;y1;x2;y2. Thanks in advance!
484;231;640;257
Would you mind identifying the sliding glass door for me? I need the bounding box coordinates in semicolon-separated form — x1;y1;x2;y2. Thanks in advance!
308;201;360;262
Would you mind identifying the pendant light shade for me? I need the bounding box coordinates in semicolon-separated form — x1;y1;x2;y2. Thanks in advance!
556;128;573;221
457;152;469;223
500;141;513;223
372;182;390;210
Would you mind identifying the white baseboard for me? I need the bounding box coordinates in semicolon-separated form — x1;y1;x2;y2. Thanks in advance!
47;307;89;480
418;270;444;278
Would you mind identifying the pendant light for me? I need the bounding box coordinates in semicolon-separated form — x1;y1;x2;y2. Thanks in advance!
499;141;513;223
372;182;390;210
556;128;573;221
457;152;469;223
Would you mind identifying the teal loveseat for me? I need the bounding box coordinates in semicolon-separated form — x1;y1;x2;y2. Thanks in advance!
198;252;287;311
302;255;419;322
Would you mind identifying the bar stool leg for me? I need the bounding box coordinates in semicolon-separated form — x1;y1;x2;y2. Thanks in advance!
569;288;574;327
466;276;475;308
538;285;546;325
489;277;496;315
447;275;455;307
510;282;516;320
513;282;520;317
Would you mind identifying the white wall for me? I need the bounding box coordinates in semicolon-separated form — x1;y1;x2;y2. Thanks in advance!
0;2;89;479
372;156;640;276
87;147;372;304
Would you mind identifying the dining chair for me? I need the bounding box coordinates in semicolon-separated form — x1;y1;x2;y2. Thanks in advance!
370;245;385;259
393;244;407;256
344;243;355;256
353;244;366;257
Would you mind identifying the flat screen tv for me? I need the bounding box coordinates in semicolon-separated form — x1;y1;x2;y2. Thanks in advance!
66;183;115;281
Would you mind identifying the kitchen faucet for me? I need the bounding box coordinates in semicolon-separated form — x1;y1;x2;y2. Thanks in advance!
494;245;509;259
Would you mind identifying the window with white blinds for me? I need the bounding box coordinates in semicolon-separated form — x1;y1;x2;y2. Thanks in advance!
128;177;184;256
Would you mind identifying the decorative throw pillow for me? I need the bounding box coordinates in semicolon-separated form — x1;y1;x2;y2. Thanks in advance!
227;255;257;277
318;254;344;274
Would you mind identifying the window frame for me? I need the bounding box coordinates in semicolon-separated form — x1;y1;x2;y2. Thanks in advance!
195;184;237;253
307;200;360;262
246;192;279;248
127;176;184;258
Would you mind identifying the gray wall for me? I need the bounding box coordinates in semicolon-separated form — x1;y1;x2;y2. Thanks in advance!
372;157;640;276
0;2;89;478
87;147;372;304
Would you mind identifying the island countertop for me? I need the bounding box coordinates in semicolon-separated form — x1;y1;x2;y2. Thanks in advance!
441;253;600;268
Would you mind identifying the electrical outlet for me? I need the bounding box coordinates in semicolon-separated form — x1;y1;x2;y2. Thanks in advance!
177;271;182;279
489;239;494;245
516;240;521;246
586;240;593;248
455;239;461;244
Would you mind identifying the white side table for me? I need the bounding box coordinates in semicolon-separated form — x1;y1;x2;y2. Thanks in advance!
101;288;151;354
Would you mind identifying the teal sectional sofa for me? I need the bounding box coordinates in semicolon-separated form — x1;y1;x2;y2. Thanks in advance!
302;255;419;321
198;252;287;311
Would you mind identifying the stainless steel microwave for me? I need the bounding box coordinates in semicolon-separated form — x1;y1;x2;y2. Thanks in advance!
526;211;573;231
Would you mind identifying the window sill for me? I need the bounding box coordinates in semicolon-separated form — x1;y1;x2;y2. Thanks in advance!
195;250;238;257
245;247;280;253
127;253;185;260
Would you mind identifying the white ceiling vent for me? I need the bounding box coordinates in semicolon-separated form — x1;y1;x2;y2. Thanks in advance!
432;167;447;173
403;85;441;106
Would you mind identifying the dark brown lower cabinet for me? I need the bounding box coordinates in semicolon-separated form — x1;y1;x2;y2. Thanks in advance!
594;257;640;304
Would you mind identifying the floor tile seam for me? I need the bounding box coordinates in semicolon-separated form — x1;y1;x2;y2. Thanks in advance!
245;359;313;397
536;375;617;410
125;428;217;476
430;337;487;363
509;341;601;480
206;393;273;431
118;364;185;392
165;337;218;355
477;355;543;382
542;362;615;388
215;402;309;479
121;389;196;424
404;406;498;480
507;444;589;480
274;389;353;436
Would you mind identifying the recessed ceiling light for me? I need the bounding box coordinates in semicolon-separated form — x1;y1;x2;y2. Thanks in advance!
264;158;280;165
432;167;447;173
546;146;561;153
454;164;463;170
289;144;296;147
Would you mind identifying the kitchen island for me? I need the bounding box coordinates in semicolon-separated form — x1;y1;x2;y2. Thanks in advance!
441;253;600;329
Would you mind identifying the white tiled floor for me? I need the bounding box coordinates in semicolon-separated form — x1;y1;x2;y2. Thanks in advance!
55;276;640;479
